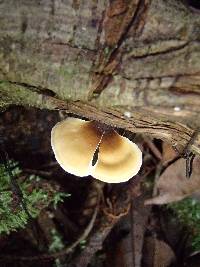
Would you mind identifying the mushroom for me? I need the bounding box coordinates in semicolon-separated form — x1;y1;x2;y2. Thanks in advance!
51;117;142;183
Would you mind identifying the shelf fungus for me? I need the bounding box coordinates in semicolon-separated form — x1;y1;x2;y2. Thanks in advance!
51;118;142;183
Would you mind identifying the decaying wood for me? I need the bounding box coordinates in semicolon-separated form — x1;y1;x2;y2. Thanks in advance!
72;182;132;267
106;194;151;267
0;0;200;153
129;196;151;267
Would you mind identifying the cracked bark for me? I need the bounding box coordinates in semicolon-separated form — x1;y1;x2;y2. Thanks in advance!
0;0;200;154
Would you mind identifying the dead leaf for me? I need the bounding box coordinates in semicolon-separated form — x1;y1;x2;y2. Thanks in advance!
105;194;151;267
162;142;178;165
145;157;200;205
143;237;176;267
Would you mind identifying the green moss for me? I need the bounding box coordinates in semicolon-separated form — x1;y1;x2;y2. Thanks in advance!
49;229;65;253
0;160;69;235
59;65;76;77
0;81;57;110
168;198;200;251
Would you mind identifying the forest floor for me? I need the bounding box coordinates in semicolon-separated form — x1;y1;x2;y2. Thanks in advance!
0;106;200;267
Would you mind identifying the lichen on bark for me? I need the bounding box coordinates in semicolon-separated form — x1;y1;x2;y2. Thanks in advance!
0;0;200;154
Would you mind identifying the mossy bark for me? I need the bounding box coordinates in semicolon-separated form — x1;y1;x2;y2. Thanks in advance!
0;0;200;154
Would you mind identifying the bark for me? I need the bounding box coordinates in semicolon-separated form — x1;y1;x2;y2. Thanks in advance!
0;0;200;154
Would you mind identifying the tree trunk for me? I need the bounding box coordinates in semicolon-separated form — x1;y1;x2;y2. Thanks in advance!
0;0;200;154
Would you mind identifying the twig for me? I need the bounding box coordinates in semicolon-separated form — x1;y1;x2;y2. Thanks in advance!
172;127;199;178
182;127;200;157
0;142;32;220
180;127;199;178
72;184;132;267
23;168;52;177
144;137;162;161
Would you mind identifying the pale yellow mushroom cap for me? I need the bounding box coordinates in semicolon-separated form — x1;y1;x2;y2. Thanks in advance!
51;117;142;183
90;130;142;183
51;118;101;177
